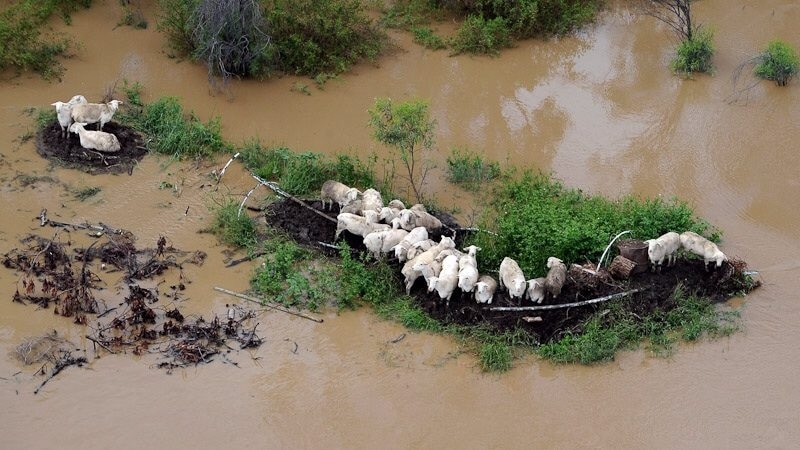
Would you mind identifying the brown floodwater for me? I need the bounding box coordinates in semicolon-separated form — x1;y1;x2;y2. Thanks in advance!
1;0;799;448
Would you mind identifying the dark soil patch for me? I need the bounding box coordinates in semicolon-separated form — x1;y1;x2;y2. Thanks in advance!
264;198;758;343
35;121;146;175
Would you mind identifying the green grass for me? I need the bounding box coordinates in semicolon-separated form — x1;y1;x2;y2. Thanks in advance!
411;26;447;50
72;186;101;201
208;200;258;249
445;146;501;190
449;15;513;56
671;28;715;76
754;40;800;87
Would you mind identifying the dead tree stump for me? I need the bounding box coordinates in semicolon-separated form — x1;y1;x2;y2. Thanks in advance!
609;255;637;279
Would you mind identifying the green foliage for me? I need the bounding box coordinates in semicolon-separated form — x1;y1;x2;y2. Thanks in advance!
72;186;101;201
445;146;501;189
468;172;715;276
754;40;800;87
239;141;376;196
381;0;445;29
368;98;436;202
449;15;512;56
266;0;387;76
412;26;447;50
0;0;92;80
538;288;741;364
671;28;714;75
210;200;258;248
134;97;227;158
35;107;58;131
156;0;198;56
118;1;148;29
529;0;599;35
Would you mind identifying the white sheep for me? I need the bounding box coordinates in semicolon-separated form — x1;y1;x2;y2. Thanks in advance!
51;95;87;138
645;231;681;271
414;259;442;289
340;199;363;215
544;257;567;299
335;212;388;239
380;219;409;254
475;275;498;304
391;227;429;262
428;254;460;305
698;241;727;270
680;231;727;270
401;236;455;293
405;238;435;261
363;229;389;259
321;180;359;211
679;231;705;254
526;277;546;304
388;199;406;210
378;206;403;224
361;188;383;214
70;100;122;131
399;208;443;232
435;248;464;262
456;247;480;293
499;257;526;300
68;122;121;153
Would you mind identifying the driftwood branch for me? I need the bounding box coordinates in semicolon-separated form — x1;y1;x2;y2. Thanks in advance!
214;287;324;323
487;289;644;312
253;176;336;224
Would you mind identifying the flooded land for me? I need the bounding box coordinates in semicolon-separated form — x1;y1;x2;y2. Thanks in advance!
1;0;799;448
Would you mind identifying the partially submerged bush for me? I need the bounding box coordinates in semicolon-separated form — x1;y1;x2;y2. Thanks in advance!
671;28;714;75
134;97;227;158
754;40;800;86
449;15;513;56
445;146;500;189
412;26;447;50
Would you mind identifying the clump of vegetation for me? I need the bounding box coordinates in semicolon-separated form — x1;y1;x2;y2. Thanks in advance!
411;26;447;50
671;28;714;75
118;0;148;29
445;146;501;189
449;15;513;56
538;287;741;364
209;200;258;248
469;172;716;275
72;186;101;201
754;40;800;86
368;98;436;203
0;0;92;80
239;140;376;196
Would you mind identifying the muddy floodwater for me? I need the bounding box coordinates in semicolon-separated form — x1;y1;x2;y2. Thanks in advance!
1;0;799;448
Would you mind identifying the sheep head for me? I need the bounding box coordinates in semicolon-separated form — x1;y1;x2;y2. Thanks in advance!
546;256;563;269
463;245;481;257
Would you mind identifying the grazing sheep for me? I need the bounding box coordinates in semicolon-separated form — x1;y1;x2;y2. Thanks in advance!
499;257;526;300
679;231;705;254
414;259;442;290
70;100;122;131
321;180;359;211
391;227;429;261
428;254;460;305
679;231;727;270
544;257;567;299
645;231;681;271
475;275;498;304
698;240;727;270
399;208;443;232
335;212;388;239
401;236;455;293
361;188;384;214
405;239;435;261
526;277;547;304
68;122;121;153
51;95;87;138
363;230;389;259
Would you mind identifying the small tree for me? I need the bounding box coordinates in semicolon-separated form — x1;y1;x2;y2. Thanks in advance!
368;98;436;203
643;0;693;41
643;0;714;75
754;40;799;86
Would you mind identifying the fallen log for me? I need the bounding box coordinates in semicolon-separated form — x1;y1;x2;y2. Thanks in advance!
214;286;324;323
487;289;644;312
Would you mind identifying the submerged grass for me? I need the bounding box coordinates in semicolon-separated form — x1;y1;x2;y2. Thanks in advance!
445;146;501;190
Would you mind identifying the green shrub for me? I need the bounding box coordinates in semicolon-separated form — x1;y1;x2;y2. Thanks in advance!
381;0;445;29
445;146;501;189
412;26;447;50
450;15;513;56
468;172;715;276
210;200;258;248
0;0;92;80
134;97;227;158
671;28;714;75
754;40;800;86
442;0;598;37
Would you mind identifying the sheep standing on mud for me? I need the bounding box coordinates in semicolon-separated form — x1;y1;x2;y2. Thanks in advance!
391;227;429;262
321;180;360;211
70;99;122;131
51;95;88;138
645;231;681;271
474;275;497;304
335;212;388;240
399;208;443;232
427;254;460;306
499;257;527;301
680;231;727;270
68;122;121;153
360;188;384;214
526;277;546;304
544;257;567;299
401;236;455;293
457;246;481;294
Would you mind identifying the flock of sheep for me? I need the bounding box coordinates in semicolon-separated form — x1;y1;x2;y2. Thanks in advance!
50;95;123;153
321;180;568;306
645;231;727;272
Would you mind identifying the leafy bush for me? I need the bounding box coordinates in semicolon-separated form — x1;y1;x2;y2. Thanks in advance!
445;146;501;189
754;40;800;86
134;97;228;158
468;172;715;276
444;0;598;37
157;0;198;56
671;28;714;75
411;26;447;50
381;0;445;29
449;15;512;56
209;200;258;248
0;0;92;80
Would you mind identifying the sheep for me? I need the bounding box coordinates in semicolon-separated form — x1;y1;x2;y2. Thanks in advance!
51;95;87;138
680;231;727;270
526;277;547;304
388;199;405;210
544;257;567;299
321;180;359;211
335;212;388;239
363;229;390;259
361;188;384;214
68;122;121;153
410;203;427;212
399;208;443;232
645;231;681;271
391;227;429;262
405;239;435;261
70;100;122;131
434;248;464;263
380;219;409;254
401;236;455;293
340;199;363;215
378;206;403;224
474;275;498;304
414;259;442;290
499;257;526;300
428;254;460;305
457;262;479;294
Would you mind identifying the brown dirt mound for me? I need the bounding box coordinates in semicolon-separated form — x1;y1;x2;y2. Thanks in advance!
264;198;758;343
35;121;146;174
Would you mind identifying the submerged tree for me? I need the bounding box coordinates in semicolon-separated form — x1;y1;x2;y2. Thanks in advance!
368;98;436;203
642;0;694;41
642;0;714;75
